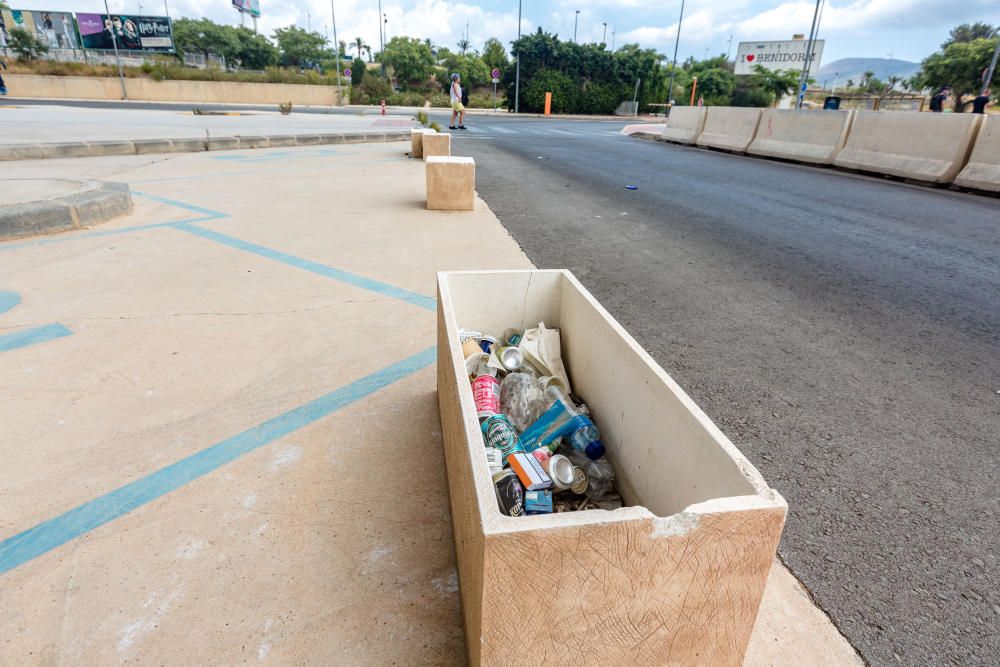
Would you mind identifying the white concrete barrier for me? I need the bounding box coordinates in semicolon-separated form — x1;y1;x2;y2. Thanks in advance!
437;269;786;667
426;156;475;210
833;111;983;183
697;107;763;153
660;106;707;144
954;115;1000;192
748;110;854;165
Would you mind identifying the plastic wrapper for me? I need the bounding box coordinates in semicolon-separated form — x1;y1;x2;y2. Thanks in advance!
499;373;546;432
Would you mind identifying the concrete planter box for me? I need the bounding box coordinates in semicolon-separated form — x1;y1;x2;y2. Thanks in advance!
436;270;787;667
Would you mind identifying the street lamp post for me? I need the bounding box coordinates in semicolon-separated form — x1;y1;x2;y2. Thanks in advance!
515;0;522;113
796;0;822;109
602;22;607;45
103;0;128;101
330;0;342;102
574;10;579;43
666;0;686;112
982;37;1000;95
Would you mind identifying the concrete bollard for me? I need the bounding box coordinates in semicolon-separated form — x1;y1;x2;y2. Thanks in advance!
426;156;475;211
954;115;1000;192
422;133;451;161
411;128;434;159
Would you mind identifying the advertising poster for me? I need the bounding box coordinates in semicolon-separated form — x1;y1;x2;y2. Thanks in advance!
76;13;174;52
1;9;79;50
232;0;262;18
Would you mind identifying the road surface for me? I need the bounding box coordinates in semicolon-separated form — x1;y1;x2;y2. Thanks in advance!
437;113;1000;666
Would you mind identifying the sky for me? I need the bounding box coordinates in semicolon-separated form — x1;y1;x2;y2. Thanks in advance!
11;0;1000;65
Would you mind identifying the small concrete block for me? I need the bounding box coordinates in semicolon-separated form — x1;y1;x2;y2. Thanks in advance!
58;186;133;226
170;137;209;153
207;136;241;151
411;129;433;158
132;139;175;155
85;140;136;156
422;133;451;160
266;135;298;147
0;200;76;240
426;156;475;211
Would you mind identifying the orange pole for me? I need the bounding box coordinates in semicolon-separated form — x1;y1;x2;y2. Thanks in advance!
544;91;552;116
689;77;698;106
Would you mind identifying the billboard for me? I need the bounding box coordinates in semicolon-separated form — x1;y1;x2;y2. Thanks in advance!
76;13;174;52
735;40;825;76
232;0;262;18
0;9;79;49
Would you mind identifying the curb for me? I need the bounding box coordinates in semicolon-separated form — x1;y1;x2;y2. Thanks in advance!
0;181;133;240
0;130;412;162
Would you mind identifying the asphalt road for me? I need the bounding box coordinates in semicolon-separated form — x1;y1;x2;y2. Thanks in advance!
439;116;1000;666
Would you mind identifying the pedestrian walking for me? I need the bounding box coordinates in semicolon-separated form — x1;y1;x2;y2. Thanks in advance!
971;89;991;114
449;73;467;130
0;59;7;97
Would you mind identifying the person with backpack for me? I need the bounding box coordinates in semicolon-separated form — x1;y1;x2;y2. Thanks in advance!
449;73;467;130
929;86;950;112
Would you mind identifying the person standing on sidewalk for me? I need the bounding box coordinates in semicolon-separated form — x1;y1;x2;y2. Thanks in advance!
449;73;467;130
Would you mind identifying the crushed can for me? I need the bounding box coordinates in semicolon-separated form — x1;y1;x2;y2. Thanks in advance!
472;373;500;418
481;413;526;464
493;469;525;517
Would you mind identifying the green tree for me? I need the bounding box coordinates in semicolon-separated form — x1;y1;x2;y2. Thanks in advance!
273;26;328;69
457;38;471;55
684;55;734;105
172;18;240;64
482;37;507;69
915;35;999;110
943;22;998;47
349;37;369;60
437;52;490;89
9;27;48;61
380;36;434;85
231;27;278;70
350;56;366;85
748;65;801;106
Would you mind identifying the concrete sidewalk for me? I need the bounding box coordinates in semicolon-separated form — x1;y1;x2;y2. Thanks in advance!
0;104;414;145
0;142;859;665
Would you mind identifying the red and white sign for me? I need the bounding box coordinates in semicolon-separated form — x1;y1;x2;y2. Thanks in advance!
735;40;824;76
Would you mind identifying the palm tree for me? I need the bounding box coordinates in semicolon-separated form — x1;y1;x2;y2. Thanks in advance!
862;70;875;88
349;36;369;59
886;75;900;91
364;45;372;63
457;38;470;55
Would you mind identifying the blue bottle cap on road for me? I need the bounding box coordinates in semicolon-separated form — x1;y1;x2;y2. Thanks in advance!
625;185;638;190
585;439;606;460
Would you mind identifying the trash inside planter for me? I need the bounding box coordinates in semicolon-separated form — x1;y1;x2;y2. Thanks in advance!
436;270;787;667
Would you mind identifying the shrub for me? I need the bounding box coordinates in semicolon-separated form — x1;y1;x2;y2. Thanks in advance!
351;75;393;104
9;27;49;61
522;69;576;113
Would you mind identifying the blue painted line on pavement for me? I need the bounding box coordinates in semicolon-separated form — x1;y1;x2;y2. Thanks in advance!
173;222;437;311
0;345;437;576
0;323;72;353
131;191;230;220
0;290;20;315
0;218;210;252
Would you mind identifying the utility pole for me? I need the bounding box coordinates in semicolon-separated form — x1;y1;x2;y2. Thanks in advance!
797;0;822;109
104;0;128;100
330;0;342;101
726;34;733;61
667;0;686;110
515;0;522;113
307;11;311;32
611;27;615;50
602;22;607;45
163;0;169;17
982;37;1000;95
377;0;385;78
574;10;579;44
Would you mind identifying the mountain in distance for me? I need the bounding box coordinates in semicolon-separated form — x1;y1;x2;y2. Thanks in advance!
816;58;921;84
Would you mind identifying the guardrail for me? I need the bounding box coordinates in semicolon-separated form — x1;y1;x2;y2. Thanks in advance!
656;107;997;191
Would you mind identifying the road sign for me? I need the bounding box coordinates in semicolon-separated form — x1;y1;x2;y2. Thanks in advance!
491;68;501;80
344;68;352;78
734;40;824;76
492;78;500;84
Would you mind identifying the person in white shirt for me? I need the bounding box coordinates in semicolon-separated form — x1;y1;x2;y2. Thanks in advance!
449;73;467;130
